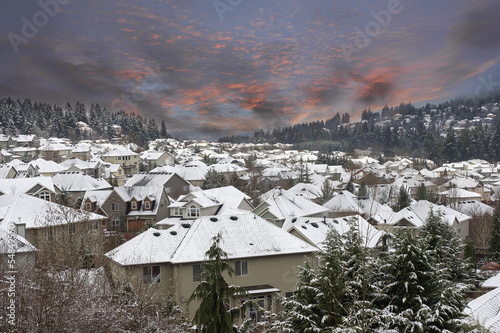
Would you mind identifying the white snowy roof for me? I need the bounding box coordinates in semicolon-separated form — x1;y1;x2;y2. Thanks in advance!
483;272;500;288
264;194;328;220
438;188;482;199
107;213;317;266
31;158;67;174
124;172;182;187
0;229;37;254
466;287;500;331
102;148;138;157
0;194;105;230
323;191;364;215
285;215;384;249
0;177;55;194
52;171;112;192
286;183;322;200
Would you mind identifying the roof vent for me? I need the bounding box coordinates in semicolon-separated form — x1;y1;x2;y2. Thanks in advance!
230;216;238;221
181;223;191;228
170;230;177;236
301;225;307;229
291;218;297;223
311;222;319;228
153;232;161;237
333;219;339;224
210;217;218;222
249;243;253;245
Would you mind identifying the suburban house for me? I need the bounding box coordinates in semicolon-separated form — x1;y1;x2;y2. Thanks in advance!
124;172;191;200
374;200;471;240
101;148;140;176
6;159;39;177
0;164;18;179
283;215;384;249
438;188;483;205
323;191;364;218
71;145;92;160
440;176;492;201
0;134;14;149
40;143;72;163
0;177;56;202
0;194;106;267
166;186;253;221
13;135;40;148
153;161;208;187
140;150;175;171
105;213;318;321
102;163;126;186
253;194;328;227
83;186;170;236
52;171;112;206
389;174;437;204
30;158;67;177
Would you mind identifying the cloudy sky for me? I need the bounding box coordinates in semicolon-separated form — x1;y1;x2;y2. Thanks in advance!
1;0;500;139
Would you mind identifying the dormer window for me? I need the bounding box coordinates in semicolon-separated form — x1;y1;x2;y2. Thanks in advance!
144;200;151;210
85;202;92;211
131;201;137;210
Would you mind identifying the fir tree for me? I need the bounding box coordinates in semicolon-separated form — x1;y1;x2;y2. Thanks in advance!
345;181;355;194
189;232;250;333
160;120;169;138
203;169;226;190
320;179;335;204
415;183;427;201
396;187;411;211
358;181;367;197
487;203;500;262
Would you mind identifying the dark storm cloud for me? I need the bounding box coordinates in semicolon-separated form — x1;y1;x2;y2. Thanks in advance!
357;79;393;104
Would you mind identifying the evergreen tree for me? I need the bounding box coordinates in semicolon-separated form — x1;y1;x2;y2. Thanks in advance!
345;181;355;194
203;169;226;190
442;127;457;163
320;179;335;204
396;187;411;211
160;120;169;138
488;203;500;262
358;181;367;197
415;183;427;201
189;232;250;333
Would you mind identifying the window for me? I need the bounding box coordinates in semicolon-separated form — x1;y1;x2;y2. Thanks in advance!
187;205;199;218
165;187;172;193
85;202;92;211
118;169;122;175
183;185;188;192
112;219;120;230
235;260;248;276
143;265;160;284
69;224;76;235
193;264;203;282
47;227;54;241
144;201;151;210
131;201;137;210
39;191;51;201
112;203;119;211
173;208;182;216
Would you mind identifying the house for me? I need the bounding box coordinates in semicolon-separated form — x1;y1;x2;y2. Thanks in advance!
322;191;364;218
284;215;384;249
140;150;175;171
440;176;492;201
102;163;126;186
0;164;18;179
83;186;170;235
71;145;92;160
101;148;140;176
40;143;72;163
152;160;208;187
438;188;482;205
0;135;14;149
208;161;248;182
0;229;37;268
453;201;495;254
52;171;112;206
105;213;318;320
286;182;322;201
389;174;437;204
0;177;56;202
253;194;328;227
124;172;191;200
60;158;105;179
0;194;106;267
30;158;67;177
13;135;40;148
375;200;471;240
6;159;39;177
165;186;253;222
0;149;13;163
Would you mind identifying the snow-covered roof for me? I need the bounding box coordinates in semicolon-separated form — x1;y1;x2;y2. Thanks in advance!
31;158;67;174
438;188;482;199
102;148;138;157
263;194;328;220
284;215;384;249
286;183;322;200
452;201;495;216
107;213;317;266
0;229;37;254
52;171;112;192
323;191;364;215
465;287;500;331
124;172;181;187
483;272;500;288
0;194;105;230
0;177;55;194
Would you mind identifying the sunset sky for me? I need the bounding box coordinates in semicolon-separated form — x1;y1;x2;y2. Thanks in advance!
1;0;500;139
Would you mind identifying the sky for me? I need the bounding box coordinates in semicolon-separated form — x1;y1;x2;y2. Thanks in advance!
1;0;500;139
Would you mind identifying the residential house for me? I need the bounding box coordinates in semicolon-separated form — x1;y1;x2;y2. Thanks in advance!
140;150;175;171
0;149;13;163
438;188;482;205
322;191;364;218
389;174;437;204
40;142;72;163
30;158;67;177
52;171;112;206
0;177;56;202
440;176;492;201
0;164;18;179
0;135;14;149
101;148;140;176
152;160;208;187
13;135;40;148
0;194;106;267
103;163;126;186
253;194;328;227
465;287;500;331
71;145;92;160
105;213;318;320
124;172;191;200
6;159;39;177
60;158;105;179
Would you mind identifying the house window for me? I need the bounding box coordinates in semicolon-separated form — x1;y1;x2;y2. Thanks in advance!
112;219;120;230
47;227;54;241
193;264;203;282
187;205;199;218
144;201;151;210
173;208;182;216
112;203;119;211
143;265;161;284
85;202;92;211
235;260;248;276
131;201;137;210
118;169;122;175
165;187;172;193
39;191;51;201
183;185;188;192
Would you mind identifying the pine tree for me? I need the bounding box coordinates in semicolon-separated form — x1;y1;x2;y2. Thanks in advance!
320;179;334;204
160;120;169;138
345;181;355;193
189;232;250;333
203;169;226;190
396;187;411;211
487;203;500;262
358;181;367;197
416;183;427;201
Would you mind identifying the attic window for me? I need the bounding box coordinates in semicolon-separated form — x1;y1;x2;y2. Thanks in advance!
210;217;218;222
170;231;177;235
153;232;161;237
311;222;319;228
230;216;238;221
181;223;191;228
